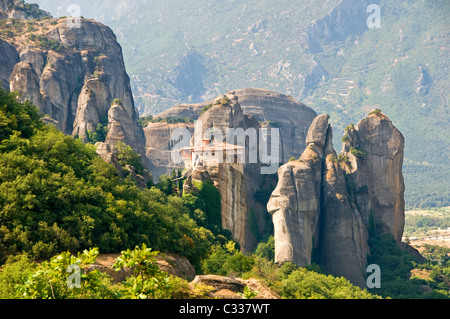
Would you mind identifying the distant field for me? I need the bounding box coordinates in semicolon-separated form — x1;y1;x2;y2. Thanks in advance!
403;207;450;248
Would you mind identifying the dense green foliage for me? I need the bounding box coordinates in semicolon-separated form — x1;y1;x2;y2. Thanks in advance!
0;88;214;269
0;245;212;299
197;236;381;299
254;235;275;262
9;1;47;19
412;245;450;297
182;179;233;245
115;140;145;175
367;234;449;299
280;268;378;299
190;180;221;228
0;254;36;299
111;244;174;299
27;34;65;52
86;122;108;144
18;247;114;299
0;90;42;140
202;241;254;276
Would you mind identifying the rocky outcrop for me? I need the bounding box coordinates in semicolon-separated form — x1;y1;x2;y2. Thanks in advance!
1;4;149;172
0;39;19;90
319;127;370;288
88;252;196;284
232;88;317;163
206;164;250;250
342;111;405;242
155;253;197;281
187;93;261;252
95;140;152;189
191;275;280;299
144;121;194;182
103;99;146;157
0;0;51;20
267;110;405;288
267;114;329;266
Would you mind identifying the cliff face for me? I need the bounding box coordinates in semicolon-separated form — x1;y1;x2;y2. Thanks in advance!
0;38;18;89
267;110;405;287
267;114;330;266
186;93;261;252
320;127;370;288
144;121;194;180
231;88;317;163
342;112;405;242
0;4;146;166
190;164;250;252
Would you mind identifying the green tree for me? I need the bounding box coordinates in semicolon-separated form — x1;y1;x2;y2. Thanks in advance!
254;236;275;261
0;89;215;268
192;180;221;228
18;248;114;299
202;241;254;276
0;254;36;299
112;244;171;299
281;268;379;299
116;141;144;175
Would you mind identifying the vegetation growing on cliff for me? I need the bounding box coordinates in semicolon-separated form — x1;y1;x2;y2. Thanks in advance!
86;121;108;144
349;147;367;160
137;115;193;128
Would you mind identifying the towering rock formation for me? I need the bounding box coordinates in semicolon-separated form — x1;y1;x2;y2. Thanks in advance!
232;88;318;163
267;110;405;287
319;127;370;288
0;1;147;170
163;90;317;252
144;121;194;180
186;93;261;252
103;98;146;158
0;39;19;90
342;111;405;242
267;114;330;266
